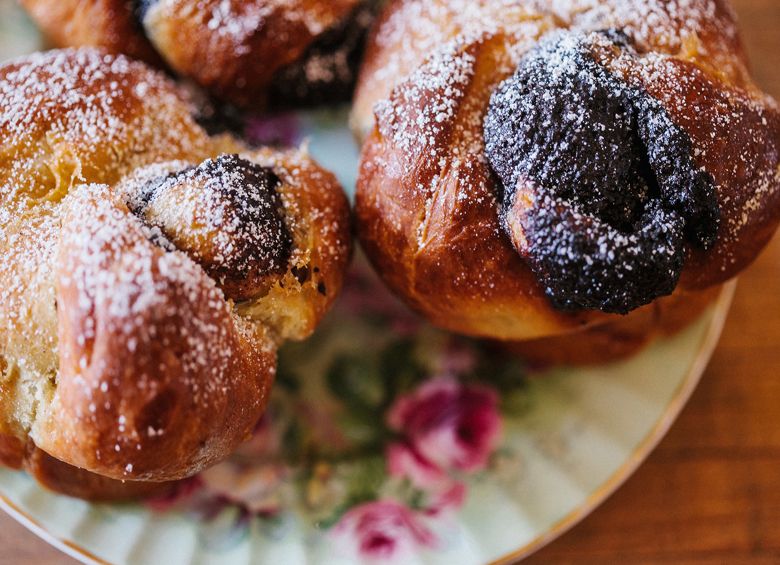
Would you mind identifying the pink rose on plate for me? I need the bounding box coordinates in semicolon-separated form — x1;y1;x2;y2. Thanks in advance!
387;379;502;477
386;442;448;490
199;462;288;517
333;500;436;560
421;481;467;518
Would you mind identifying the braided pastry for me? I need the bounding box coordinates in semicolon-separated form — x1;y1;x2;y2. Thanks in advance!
353;0;780;340
20;0;377;109
0;48;351;485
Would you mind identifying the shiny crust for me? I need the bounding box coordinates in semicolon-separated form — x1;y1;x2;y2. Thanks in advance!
142;0;363;108
20;0;368;110
44;184;277;481
19;0;163;66
0;49;350;486
236;147;354;341
0;435;172;501
357;36;605;340
504;286;722;367
353;0;780;340
25;447;173;502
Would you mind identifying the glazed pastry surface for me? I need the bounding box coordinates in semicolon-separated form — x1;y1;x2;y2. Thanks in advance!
21;0;377;109
353;0;780;340
0;48;351;484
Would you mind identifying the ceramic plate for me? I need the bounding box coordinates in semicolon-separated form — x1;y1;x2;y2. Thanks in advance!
0;3;734;563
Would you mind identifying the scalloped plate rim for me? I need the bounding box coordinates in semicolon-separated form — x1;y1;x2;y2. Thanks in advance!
0;2;738;559
491;281;737;564
0;282;736;565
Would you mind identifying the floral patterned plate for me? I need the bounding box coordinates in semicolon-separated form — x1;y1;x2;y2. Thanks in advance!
0;3;735;563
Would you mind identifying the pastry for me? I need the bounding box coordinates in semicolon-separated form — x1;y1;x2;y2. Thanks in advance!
505;285;723;367
0;48;351;488
353;0;780;341
20;0;377;109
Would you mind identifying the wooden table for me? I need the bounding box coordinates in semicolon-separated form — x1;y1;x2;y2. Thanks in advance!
1;0;778;563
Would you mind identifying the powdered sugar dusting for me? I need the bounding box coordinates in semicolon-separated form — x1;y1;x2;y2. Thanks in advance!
0;48;208;213
149;0;361;57
0;49;208;435
353;0;780;328
376;38;478;159
43;182;275;475
58;184;240;400
0;48;348;478
356;0;748;132
359;0;779;294
124;155;293;302
218;0;346;44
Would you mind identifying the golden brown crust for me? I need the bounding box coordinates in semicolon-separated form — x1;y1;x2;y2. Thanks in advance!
625;57;780;289
40;185;275;481
1;433;170;500
19;0;163;66
26;443;173;501
356;35;606;340
353;0;780;340
352;0;752;137
142;0;363;108
0;434;24;470
20;0;370;110
0;49;350;486
505;286;722;367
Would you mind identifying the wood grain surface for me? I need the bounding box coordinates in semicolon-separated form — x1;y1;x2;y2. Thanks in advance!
1;0;778;563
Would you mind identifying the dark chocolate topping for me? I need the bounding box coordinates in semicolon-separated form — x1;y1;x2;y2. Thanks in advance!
484;30;720;314
268;1;378;108
130;154;292;301
132;0;157;27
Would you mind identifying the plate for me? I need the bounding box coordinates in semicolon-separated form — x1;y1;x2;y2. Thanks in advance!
0;3;734;563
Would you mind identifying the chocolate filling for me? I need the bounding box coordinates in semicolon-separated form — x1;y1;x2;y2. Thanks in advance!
133;1;377;122
129;154;293;301
132;0;156;29
483;30;719;314
267;1;378;108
